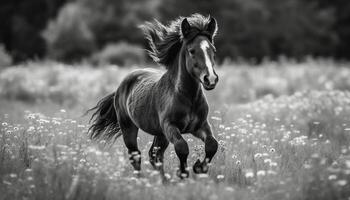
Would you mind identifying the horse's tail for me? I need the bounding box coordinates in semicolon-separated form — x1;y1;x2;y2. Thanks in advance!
87;92;122;141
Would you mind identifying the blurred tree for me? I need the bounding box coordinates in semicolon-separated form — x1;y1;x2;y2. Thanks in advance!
315;0;350;59
42;0;160;62
159;0;337;62
79;0;160;46
0;0;66;63
1;0;349;63
43;3;96;62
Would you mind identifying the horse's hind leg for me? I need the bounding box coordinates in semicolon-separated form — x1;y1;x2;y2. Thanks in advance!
192;121;218;174
120;119;141;173
149;135;169;174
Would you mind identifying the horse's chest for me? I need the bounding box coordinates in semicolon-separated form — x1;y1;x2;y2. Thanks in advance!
176;108;205;133
182;114;200;133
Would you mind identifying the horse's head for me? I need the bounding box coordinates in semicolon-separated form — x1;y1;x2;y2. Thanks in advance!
181;17;218;90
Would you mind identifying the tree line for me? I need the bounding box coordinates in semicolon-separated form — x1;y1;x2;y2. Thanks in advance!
0;0;349;64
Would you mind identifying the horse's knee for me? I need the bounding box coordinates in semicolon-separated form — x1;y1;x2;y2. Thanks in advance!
205;136;218;159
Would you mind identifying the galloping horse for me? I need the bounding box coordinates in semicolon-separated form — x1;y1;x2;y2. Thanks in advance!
88;14;219;178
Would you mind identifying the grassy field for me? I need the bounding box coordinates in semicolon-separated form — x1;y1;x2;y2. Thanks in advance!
1;60;350;200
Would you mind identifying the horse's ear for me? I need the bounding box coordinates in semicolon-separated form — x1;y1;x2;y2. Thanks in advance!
181;18;191;37
207;17;218;39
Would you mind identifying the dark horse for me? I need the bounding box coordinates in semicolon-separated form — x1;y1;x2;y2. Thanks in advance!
88;14;219;178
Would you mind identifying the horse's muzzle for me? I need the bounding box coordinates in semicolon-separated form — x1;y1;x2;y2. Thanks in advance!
203;74;218;90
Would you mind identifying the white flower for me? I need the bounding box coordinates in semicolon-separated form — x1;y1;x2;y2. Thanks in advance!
257;170;266;176
245;171;254;178
328;175;337;180
217;174;225;180
336;180;347;186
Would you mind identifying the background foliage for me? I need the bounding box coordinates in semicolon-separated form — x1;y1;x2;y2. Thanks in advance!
0;0;349;64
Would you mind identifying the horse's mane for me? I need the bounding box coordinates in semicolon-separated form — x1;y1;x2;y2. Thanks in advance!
141;14;214;69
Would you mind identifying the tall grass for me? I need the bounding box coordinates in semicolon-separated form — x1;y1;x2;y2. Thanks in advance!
1;60;350;200
1;59;350;107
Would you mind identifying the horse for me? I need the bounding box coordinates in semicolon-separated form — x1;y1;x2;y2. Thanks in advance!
88;14;219;179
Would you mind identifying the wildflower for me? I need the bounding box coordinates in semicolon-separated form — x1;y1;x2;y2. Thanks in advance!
27;126;35;131
245;171;254;178
303;163;312;169
217;174;225;180
236;160;241;166
254;153;262;159
164;173;171;179
328;175;337;180
257;170;266;177
1;122;8;127
25;169;33;173
269;148;276;153
269;162;278;167
345;160;350;168
198;174;209;178
336;180;347;186
218;140;226;146
341;148;347;154
9;174;17;178
27;114;35;120
60;109;66;113
3;181;11;185
28;145;45;150
211;116;221;121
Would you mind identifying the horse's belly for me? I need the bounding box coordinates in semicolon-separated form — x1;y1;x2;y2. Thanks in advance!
126;87;162;135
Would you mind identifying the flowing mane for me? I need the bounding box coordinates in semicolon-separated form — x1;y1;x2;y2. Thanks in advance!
141;14;216;69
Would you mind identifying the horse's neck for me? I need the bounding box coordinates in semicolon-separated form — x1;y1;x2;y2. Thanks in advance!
168;50;201;100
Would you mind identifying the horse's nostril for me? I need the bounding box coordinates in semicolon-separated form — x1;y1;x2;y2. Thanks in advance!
204;75;210;85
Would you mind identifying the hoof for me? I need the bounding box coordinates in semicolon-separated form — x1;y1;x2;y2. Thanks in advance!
193;159;208;174
176;169;189;179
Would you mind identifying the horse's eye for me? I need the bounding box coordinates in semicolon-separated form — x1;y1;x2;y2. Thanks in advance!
189;49;195;55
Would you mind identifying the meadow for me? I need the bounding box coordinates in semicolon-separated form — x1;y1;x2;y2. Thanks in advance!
1;59;350;200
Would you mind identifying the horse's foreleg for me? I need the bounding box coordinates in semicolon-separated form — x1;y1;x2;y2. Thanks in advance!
192;121;218;174
162;122;189;179
121;122;141;173
149;135;169;174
